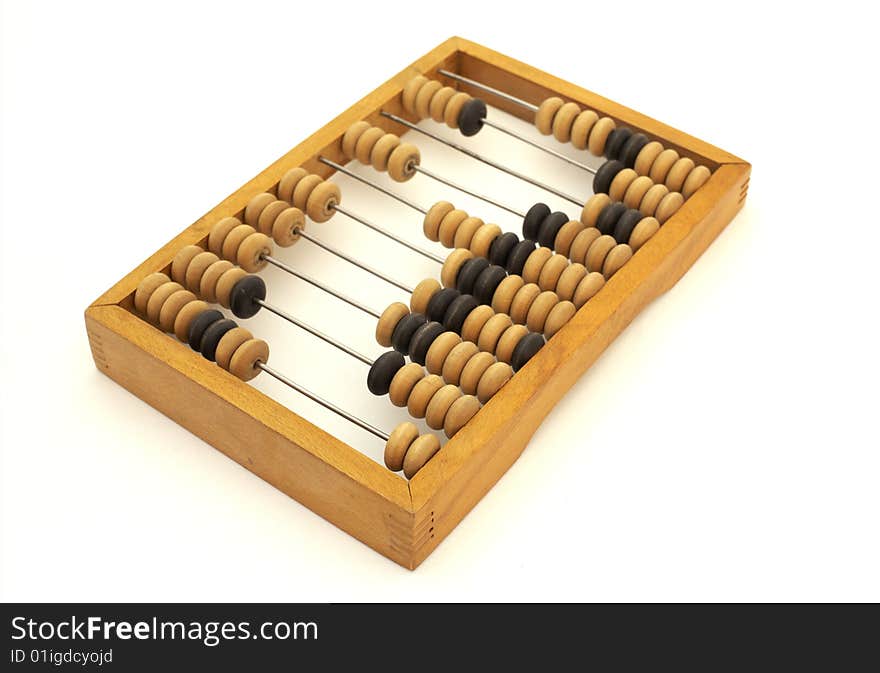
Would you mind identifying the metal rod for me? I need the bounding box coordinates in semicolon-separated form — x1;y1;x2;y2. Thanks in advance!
256;298;373;367
381;111;584;207
481;118;597;174
333;204;444;264
262;254;382;319
318;157;427;214
413;165;525;218
258;363;388;441
438;69;539;113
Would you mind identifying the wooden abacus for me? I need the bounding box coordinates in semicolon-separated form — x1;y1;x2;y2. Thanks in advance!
85;37;750;569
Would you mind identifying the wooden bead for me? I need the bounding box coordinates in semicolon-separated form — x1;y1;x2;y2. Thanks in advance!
623;176;654;209
476;361;512;403
452;216;483;250
588;117;616;156
572;272;605;307
443;92;470;128
384;421;419;472
585;234;617;273
509;283;541;325
199;260;233;303
208;217;242;256
477;313;512;353
555;263;588;301
414;79;443;119
469;223;501;258
526;290;559;333
570;109;598;150
639;184;669;217
407;374;445;418
429;86;456;122
341;121;371;159
277;167;307;203
543;300;576;339
568;227;602;266
146;281;184;324
221;224;255;263
306;181;340;223
537;254;569;292
554;220;585;257
649;148;679;184
401;75;428;115
580;194;612;227
603;244;633;278
173;299;210;342
292;173;322;211
158;289;197;333
236;233;271;273
410;278;441;314
443;394;480;438
535;97;564;135
439;212;478;249
665;157;695;193
215;326;253;371
376;302;410;347
552;102;581;142
388;143;419;182
272;207;304;247
244;192;276;227
609;168;638;202
424;384;461;430
682;165;711;198
458;351;495;395
655;192;685;224
228;338;268;382
256;199;289;236
135;272;170;314
388;363;424;407
440;248;473;288
425;331;461;375
423;201;455;241
460;304;495;344
171;245;203;284
495;324;528;364
522;247;553;285
370;133;400;172
354;126;385;165
441;341;479;385
402;433;441;479
215;267;247;309
629;217;660;251
491;275;524;315
634;141;664;176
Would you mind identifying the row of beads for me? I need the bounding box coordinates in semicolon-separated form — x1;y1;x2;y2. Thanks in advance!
401;75;473;129
341;122;420;182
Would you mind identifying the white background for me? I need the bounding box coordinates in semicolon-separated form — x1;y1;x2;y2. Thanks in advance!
1;0;878;602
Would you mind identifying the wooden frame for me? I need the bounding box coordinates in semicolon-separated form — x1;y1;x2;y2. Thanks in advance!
84;37;750;569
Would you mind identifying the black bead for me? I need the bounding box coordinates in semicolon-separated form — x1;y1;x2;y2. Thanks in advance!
426;288;460;323
613;209;643;244
199;319;237;361
473;265;508;305
596;202;627;236
522;203;551;241
488;231;520;267
456;257;490;295
229;275;266;319
367;351;405;396
537;211;569;249
458;98;487;137
511;332;545;372
391;313;427;354
443;295;480;333
593;160;625;195
506;239;536;276
604;127;633;160
187;309;224;351
620;133;649;168
407;321;446;366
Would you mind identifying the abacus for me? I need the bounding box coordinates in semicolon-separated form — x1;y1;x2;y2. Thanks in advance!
85;37;750;569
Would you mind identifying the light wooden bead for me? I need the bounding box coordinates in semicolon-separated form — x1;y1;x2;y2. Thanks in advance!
389;363;425;408
423;201;455;241
443;394;480;438
572;272;605;308
570;109;599;150
410;278;441;314
370;133;400;172
424;384;461;431
588;117;616;156
158;289;197;333
526;290;559;333
306;181;340;223
585;234;617;273
552;102;581;142
256;199;289;236
460;304;495;344
535;97;564;135
402;433;441;479
452;216;483;250
228;338;268;382
580;194;612;227
236;233;271;273
292;173;322;211
682;165;711;198
441;342;479;385
244;192;276;227
171;245;203;284
354;126;385;165
634;141;664;177
443;92;470;128
509;283;541;325
221;224;256;263
199;260;233;303
554;220;585;257
543;300;576;339
477;313;512;354
537;254;569;292
135;272;170;314
623;176;654;210
568;227;602;266
277;167;308;203
469;223;501;258
215;326;253;371
215;267;248;309
384;421;419;472
208;217;242;256
629;217;660;251
495;324;528;364
173;299;210;342
414;79;443;119
439;212;479;249
639;184;669;217
649;148;679;184
655;192;685;224
425;331;461;375
401;75;428;115
603;244;633;278
458;351;495;395
476;361;512;403
407;374;444;418
441;248;473;288
555;263;588;301
341;121;371;159
429;86;456;123
609;168;639;202
146;281;184;325
388;143;420;182
665;157;695;193
435;208;467;248
272;207;304;247
522;247;553;285
376;302;410;348
491;275;524;315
